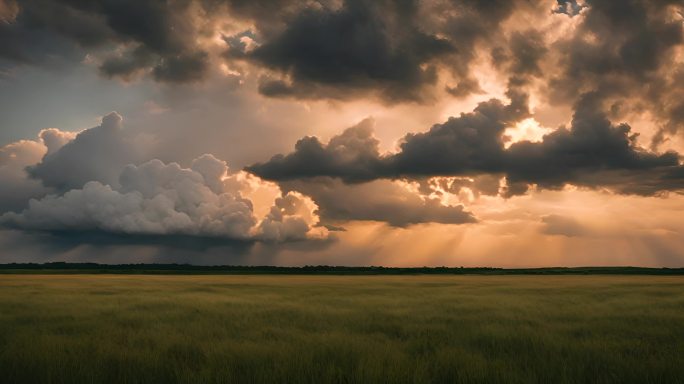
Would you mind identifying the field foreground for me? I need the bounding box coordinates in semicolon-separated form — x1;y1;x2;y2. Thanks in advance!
1;275;683;383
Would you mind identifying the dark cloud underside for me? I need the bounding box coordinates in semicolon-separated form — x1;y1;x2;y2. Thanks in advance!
1;0;210;82
248;93;683;195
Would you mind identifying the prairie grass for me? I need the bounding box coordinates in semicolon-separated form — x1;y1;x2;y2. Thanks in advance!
0;275;683;383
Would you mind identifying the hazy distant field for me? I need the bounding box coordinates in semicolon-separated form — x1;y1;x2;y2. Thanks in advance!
1;275;683;384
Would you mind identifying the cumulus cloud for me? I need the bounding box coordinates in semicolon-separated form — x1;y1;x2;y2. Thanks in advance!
3;0;684;265
246;96;527;182
542;0;684;146
249;93;684;195
0;138;48;212
1;0;538;102
38;128;78;156
238;0;453;102
1;154;326;242
504;93;681;191
385;91;529;177
1;106;481;237
0;126;79;212
280;178;476;227
223;0;544;103
1;0;681;119
27;112;143;191
259;191;328;241
247;117;387;182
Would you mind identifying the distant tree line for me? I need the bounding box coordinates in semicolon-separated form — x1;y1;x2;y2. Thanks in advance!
0;263;683;275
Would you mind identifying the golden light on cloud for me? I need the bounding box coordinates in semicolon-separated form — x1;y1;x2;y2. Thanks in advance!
503;118;552;148
1;0;684;267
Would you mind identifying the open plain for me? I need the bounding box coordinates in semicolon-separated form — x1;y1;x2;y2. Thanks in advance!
1;274;683;384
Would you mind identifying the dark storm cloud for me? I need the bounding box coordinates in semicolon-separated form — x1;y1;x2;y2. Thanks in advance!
98;46;156;80
247;93;528;182
16;229;257;253
547;0;684;144
152;50;209;82
3;0;682;109
435;0;520;95
385;91;530;177
249;93;684;195
0;0;109;67
229;0;533;102
0;13;86;66
0;228;262;264
504;93;680;189
247;118;388;183
491;30;548;88
444;78;484;99
0;0;210;82
550;0;683;98
236;0;453;102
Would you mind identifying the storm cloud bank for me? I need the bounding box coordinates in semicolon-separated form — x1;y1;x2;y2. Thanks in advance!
3;0;684;265
249;93;684;196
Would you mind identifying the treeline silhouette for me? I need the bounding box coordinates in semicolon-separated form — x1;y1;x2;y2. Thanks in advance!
0;263;683;275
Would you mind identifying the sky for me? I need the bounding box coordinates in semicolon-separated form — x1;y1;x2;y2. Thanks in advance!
1;0;684;267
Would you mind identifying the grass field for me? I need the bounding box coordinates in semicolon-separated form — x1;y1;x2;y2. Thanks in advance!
1;275;683;384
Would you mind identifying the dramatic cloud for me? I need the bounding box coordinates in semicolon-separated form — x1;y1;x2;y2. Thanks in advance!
247;117;387;182
384;91;529;177
1;0;211;82
246;95;527;182
0;138;47;212
2;154;326;242
225;0;541;102
280;178;476;227
0;113;326;243
1;0;537;101
545;0;684;145
239;0;453;102
27;112;143;191
491;29;548;88
3;0;684;266
504;93;681;192
249;92;684;195
0;127;78;213
259;191;328;241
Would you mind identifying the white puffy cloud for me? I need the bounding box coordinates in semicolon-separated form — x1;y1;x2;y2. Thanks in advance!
27;112;144;191
1;154;327;242
38;128;78;156
0;112;327;243
259;192;328;242
0;126;80;213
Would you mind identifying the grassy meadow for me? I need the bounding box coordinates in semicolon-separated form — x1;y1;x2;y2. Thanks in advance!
0;274;683;384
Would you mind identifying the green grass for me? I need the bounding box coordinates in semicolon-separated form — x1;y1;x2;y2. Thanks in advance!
1;275;683;384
